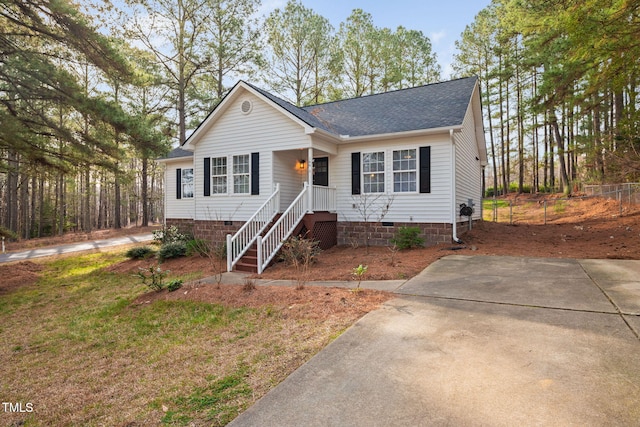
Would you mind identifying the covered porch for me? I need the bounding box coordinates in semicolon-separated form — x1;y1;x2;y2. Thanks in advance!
272;146;337;213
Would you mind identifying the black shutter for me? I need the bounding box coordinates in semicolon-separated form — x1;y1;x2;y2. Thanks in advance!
419;146;431;193
251;152;259;195
176;168;182;199
203;157;211;196
351;152;361;195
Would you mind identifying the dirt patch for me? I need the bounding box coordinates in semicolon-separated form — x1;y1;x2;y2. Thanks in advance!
256;245;444;281
105;253;214;276
0;261;45;295
133;283;393;320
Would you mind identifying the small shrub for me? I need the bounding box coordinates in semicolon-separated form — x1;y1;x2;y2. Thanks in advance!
279;236;321;266
137;263;169;292
352;264;368;292
388;244;399;266
158;241;187;261
279;235;321;289
0;226;18;240
167;279;183;292
152;225;189;245
243;277;256;292
391;226;424;250
125;246;156;260
186;238;210;257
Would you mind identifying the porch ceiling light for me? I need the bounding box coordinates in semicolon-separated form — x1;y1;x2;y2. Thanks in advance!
299;159;306;170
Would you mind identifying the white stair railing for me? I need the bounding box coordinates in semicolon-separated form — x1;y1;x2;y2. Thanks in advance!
312;185;337;212
257;182;309;274
227;183;280;272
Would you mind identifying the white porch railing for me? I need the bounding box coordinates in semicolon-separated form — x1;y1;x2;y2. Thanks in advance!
312;185;337;212
256;182;309;274
227;183;280;272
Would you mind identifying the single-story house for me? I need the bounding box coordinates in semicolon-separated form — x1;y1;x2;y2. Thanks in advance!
156;76;487;273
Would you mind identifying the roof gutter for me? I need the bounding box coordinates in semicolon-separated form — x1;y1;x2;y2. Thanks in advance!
450;129;462;244
155;155;193;164
311;124;464;143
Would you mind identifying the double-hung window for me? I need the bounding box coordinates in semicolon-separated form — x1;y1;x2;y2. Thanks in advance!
181;168;194;198
211;157;227;194
233;154;250;194
362;151;385;193
393;149;417;192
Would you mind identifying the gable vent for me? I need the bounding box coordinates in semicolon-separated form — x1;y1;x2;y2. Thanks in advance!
241;99;252;114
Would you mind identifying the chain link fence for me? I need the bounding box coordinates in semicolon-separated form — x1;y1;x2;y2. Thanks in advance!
583;183;640;205
482;184;640;225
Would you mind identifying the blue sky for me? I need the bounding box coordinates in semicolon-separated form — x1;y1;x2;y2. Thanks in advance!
259;0;491;78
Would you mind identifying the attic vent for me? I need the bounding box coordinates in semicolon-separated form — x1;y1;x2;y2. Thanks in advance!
241;99;252;114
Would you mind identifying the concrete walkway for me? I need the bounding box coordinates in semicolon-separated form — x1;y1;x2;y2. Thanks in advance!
230;255;640;426
0;234;153;263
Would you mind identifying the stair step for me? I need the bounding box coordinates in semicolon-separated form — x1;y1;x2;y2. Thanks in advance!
235;262;257;273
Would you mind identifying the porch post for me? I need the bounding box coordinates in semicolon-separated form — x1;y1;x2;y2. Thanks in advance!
307;147;314;213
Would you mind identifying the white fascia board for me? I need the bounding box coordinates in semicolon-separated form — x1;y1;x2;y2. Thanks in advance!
336;125;463;144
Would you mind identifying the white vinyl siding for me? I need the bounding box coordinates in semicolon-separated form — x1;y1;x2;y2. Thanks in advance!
455;102;484;220
332;136;452;223
165;159;195;220
393;149;417;193
193;93;311;221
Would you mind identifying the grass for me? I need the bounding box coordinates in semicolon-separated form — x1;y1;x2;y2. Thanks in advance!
0;250;346;426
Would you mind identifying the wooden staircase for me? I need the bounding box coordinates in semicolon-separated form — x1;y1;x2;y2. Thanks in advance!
234;215;303;273
234;211;337;273
235;244;259;272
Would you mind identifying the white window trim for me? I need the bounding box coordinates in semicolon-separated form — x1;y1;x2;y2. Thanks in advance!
358;147;421;195
209;156;228;196
362;151;386;194
232;154;251;195
181;168;194;199
392;148;418;194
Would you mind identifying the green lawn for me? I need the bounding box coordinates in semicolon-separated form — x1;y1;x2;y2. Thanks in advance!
0;251;347;426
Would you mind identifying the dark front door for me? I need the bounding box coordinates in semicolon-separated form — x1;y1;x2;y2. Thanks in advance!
313;157;329;186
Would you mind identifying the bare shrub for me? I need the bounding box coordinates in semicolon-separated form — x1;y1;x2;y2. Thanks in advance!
279;235;321;290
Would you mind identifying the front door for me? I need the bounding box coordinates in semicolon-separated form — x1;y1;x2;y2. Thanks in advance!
313;157;328;186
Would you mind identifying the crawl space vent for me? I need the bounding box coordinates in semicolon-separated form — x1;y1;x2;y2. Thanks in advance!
241;100;252;114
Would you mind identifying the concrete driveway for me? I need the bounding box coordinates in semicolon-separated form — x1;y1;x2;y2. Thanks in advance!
230;255;640;426
0;234;153;263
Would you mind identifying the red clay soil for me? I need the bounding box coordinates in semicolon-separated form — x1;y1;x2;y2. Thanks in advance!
2;197;639;302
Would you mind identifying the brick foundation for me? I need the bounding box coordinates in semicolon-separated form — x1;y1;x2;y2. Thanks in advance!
169;217;474;248
337;221;472;247
166;219;242;246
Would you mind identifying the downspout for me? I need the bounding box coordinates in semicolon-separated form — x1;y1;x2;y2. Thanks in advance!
450;129;462;244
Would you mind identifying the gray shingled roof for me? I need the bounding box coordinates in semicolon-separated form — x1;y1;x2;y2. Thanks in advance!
247;77;478;137
159;147;193;160
179;77;478;149
301;77;478;137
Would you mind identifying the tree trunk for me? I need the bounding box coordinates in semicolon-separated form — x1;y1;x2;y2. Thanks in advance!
484;64;498;197
142;156;149;227
84;165;91;232
549;111;570;193
38;175;44;237
58;172;65;235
